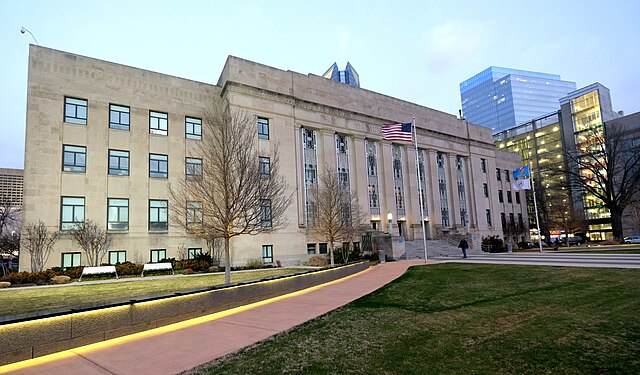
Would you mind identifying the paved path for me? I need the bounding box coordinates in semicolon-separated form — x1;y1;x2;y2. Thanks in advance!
0;261;433;375
434;252;640;268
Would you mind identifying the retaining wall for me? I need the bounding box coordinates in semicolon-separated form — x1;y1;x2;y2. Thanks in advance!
0;262;368;365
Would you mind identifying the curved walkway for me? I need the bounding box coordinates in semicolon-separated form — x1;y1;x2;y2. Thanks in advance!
0;260;434;375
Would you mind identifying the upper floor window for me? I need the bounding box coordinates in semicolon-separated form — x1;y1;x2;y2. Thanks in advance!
515;192;521;204
260;199;272;227
149;200;168;231
486;209;492;226
186;116;202;140
107;198;129;231
64;97;87;125
63;145;86;173
61;196;85;230
150;154;168;179
109;149;129;176
186;201;203;227
150;111;168;135
480;158;487;173
507;190;513;204
498;190;504;203
109;104;130;130
483;183;489;198
185;157;202;179
259;157;270;179
496;168;501;181
505;170;511;182
258;117;269;140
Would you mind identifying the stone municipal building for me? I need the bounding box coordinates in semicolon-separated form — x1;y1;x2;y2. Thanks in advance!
19;45;526;271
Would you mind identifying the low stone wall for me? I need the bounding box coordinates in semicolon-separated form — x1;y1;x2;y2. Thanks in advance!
0;261;368;365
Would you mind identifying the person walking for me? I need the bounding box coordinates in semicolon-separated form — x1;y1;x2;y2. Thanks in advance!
458;239;469;258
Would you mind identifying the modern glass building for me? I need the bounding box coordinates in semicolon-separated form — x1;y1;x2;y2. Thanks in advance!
323;62;360;87
460;67;576;133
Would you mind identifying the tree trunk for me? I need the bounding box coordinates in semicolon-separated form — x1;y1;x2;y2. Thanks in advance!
224;236;231;285
329;239;335;267
610;207;624;240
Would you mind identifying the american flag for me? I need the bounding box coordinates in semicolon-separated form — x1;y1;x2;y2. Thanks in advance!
381;122;413;142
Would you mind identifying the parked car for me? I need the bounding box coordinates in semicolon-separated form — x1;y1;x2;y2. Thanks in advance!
623;236;640;244
566;237;583;246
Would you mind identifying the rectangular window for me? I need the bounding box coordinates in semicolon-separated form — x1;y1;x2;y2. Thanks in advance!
486;209;492;226
62;145;86;172
498;190;504;203
496;168;501;181
61;196;85;230
501;212;507;228
109;250;126;265
109;104;130;130
185;116;202;140
108;198;129;231
150;249;167;263
64;97;87;125
188;248;202;259
483;183;489;198
505;170;511;182
480;158;487;173
307;243;316;255
507;191;513;204
186;201;203;226
262;245;273;263
149;111;168;135
259;156;270;178
62;252;81;268
185;157;202;179
258;117;269;140
149;200;168;231
518;213;524;227
515;192;521;204
260;199;272;227
509;213;515;225
150;154;168;178
319;243;328;254
109;149;129;176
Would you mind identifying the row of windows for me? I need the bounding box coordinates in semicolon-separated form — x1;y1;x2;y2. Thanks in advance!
483;183;522;205
60;197;273;231
63;145;205;179
63;145;270;180
495;168;511;182
64;97;203;139
60;246;275;268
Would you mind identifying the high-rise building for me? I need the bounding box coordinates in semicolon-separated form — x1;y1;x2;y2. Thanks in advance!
19;46;527;271
322;62;360;87
460;67;576;133
0;168;23;209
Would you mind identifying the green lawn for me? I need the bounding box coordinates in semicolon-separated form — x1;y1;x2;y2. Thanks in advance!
187;264;640;375
0;268;306;317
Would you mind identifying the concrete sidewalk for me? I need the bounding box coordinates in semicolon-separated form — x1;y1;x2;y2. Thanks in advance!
0;261;433;375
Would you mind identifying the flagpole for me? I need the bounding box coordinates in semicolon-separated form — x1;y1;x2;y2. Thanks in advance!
529;162;543;253
413;117;428;262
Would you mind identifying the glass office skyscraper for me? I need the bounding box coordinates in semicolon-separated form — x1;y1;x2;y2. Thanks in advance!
323;62;360;87
460;67;576;133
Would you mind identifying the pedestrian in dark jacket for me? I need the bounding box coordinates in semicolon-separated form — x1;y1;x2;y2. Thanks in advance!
458;239;469;258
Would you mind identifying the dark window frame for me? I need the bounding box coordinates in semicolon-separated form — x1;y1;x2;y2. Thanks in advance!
186;201;203;227
507;190;513;204
108;250;126;265
307;243;316;254
62;145;86;173
188;248;202;259
109;149;129;176
262;245;273;263
64;97;87;125
62;252;81;268
149;153;168;179
185;116;202;140
149;110;168;136
259;156;270;179
107;198;129;231
258;117;269;140
61;196;85;230
260;199;272;228
150;249;167;263
498;190;504;203
109;104;130;130
496;168;501;181
185;157;202;179
149;199;168;231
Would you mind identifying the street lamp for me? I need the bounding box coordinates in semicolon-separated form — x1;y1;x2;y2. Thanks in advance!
20;27;39;45
387;211;393;236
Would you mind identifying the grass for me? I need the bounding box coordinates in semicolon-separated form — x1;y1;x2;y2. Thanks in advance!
0;268;306;317
186;264;640;375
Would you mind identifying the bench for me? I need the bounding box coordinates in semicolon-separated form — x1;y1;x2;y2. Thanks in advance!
79;265;118;281
141;262;174;277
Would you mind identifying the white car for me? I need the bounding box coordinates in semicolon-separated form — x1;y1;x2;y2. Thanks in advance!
623;236;640;244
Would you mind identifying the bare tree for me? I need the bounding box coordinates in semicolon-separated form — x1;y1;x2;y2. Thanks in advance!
22;221;59;272
557;124;640;239
308;166;367;266
0;194;20;236
170;103;290;284
70;220;113;266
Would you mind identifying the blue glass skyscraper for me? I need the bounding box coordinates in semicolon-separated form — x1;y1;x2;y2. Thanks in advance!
460;67;576;133
323;62;360;87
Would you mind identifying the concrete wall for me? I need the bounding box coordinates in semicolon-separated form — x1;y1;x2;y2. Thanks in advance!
0;261;368;365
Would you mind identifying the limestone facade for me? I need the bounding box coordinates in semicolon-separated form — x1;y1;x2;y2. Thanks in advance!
20;46;526;271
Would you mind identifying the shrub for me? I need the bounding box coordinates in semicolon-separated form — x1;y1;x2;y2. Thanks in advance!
180;260;210;272
245;258;263;269
193;252;213;266
307;255;328;267
1;270;57;285
482;235;505;253
116;262;144;276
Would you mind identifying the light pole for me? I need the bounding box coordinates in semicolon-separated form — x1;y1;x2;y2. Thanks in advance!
387;211;393;236
20;27;39;45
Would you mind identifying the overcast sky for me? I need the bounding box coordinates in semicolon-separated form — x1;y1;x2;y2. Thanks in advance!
1;0;638;169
